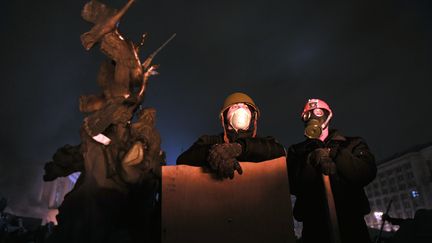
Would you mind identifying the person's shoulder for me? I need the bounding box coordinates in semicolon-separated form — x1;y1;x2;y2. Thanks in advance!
195;134;224;145
337;135;371;153
287;139;310;153
289;139;307;147
343;136;368;145
330;129;367;145
254;135;280;142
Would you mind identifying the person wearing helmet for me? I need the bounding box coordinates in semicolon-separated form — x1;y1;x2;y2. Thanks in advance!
287;98;377;243
176;92;286;179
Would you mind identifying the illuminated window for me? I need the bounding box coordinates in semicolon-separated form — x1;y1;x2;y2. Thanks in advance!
374;211;383;221
410;190;420;198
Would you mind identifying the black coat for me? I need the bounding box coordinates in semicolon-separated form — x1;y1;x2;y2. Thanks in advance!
288;130;376;243
176;132;286;166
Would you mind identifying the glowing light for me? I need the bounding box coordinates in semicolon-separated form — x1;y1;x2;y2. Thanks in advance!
92;133;111;145
68;172;81;184
411;190;420;198
374;211;383;220
44;209;59;225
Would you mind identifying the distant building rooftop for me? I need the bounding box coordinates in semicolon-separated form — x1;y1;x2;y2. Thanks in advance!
379;141;432;165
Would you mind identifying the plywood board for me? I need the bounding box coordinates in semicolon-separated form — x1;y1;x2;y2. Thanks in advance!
162;157;295;243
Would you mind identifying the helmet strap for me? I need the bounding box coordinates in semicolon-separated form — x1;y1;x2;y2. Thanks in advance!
221;113;230;143
252;111;257;138
321;112;333;130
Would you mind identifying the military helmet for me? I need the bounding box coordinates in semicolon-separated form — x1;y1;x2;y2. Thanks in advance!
301;98;333;136
301;98;332;119
220;92;260;117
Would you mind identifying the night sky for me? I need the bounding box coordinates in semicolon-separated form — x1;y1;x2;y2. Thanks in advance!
1;0;431;214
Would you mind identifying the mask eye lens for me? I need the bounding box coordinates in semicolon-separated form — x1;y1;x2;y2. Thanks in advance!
302;111;311;121
313;108;324;117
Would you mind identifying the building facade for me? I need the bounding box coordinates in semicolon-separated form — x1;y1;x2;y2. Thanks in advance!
365;143;432;231
38;172;80;224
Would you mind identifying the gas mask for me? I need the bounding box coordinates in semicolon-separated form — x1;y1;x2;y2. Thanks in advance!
226;103;252;132
302;108;330;139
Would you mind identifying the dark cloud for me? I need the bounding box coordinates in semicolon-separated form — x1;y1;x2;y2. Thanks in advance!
0;0;431;213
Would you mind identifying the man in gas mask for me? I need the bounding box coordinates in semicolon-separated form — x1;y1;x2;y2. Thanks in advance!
177;92;285;179
287;98;377;243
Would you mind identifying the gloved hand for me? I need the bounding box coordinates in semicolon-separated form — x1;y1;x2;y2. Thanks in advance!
208;143;243;179
308;148;336;175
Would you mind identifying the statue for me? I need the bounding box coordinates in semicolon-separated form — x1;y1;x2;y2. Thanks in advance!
43;1;173;242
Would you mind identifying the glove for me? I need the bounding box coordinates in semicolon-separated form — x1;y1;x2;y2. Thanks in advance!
208;143;243;179
308;148;336;175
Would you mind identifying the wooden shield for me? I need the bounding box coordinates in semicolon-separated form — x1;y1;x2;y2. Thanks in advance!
162;157;295;243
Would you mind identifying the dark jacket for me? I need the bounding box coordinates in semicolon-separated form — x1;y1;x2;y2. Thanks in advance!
176;131;286;166
288;130;376;243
